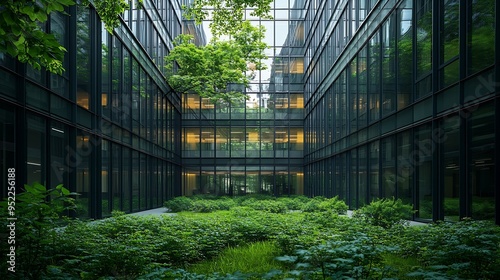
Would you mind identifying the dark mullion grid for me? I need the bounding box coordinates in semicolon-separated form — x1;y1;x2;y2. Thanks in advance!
495;0;500;226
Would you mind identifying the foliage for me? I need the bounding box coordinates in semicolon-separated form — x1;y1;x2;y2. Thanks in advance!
277;233;398;279
191;199;237;212
2;193;500;279
165;23;266;103
0;0;74;74
0;0;129;74
167;0;270;104
245;199;288;213
52;210;308;277
189;241;283;275
86;0;130;34
0;183;77;279
234;194;275;204
398;219;500;279
276;197;306;210
352;197;415;229
301;196;348;214
164;196;194;212
182;0;273;38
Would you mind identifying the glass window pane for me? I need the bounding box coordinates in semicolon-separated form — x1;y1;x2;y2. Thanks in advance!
468;0;495;74
112;143;121;211
397;0;413;110
382;16;396;116
468;103;495;221
381;136;396;198
0;105;16;199
358;146;368;206
397;130;413;204
416;0;432;77
75;130;91;218
441;115;460;221
230;127;245;157
415;124;432;220
122;147;131;212
369;141;380;200
77;5;91;109
201;127;215;157
101;140;110;216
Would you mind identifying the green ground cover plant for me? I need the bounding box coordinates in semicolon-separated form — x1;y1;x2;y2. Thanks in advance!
163;195;348;214
2;188;500;279
352;197;415;228
188;241;283;275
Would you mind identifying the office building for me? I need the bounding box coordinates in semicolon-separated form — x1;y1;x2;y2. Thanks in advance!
0;0;498;223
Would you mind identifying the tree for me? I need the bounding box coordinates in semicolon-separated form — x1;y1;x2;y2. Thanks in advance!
165;22;266;103
166;0;272;103
183;0;273;37
0;0;129;74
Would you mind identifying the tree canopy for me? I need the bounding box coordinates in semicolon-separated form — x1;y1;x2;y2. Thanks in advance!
182;0;273;38
0;0;129;74
165;21;266;103
166;0;272;103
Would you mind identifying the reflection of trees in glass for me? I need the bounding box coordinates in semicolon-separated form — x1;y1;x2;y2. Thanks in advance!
415;0;432;76
441;0;459;62
76;5;91;109
468;0;495;74
397;0;413;109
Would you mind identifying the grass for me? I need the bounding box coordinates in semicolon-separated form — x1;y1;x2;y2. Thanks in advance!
188;241;285;275
383;253;421;279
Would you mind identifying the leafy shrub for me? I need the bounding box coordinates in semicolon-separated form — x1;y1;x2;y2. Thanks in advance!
0;183;76;279
277;197;305;210
400;219;500;279
228;206;259;217
191;199;221;212
318;196;348;214
239;197;258;207
301;199;321;212
352;197;415;228
276;233;397;279
301;196;347;214
246;199;288;213
164;196;194;212
288;195;311;203
215;198;238;210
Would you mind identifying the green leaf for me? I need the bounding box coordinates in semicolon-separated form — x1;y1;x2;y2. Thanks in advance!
25;184;40;194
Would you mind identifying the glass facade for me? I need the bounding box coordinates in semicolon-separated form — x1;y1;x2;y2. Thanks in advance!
181;0;306;196
0;0;182;219
0;0;498;224
304;0;499;224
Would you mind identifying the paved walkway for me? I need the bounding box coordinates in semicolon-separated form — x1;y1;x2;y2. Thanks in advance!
129;207;171;216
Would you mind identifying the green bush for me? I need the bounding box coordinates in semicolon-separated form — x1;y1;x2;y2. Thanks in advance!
215;198;238;210
288;195;311;203
0;183;77;279
400;219;500;279
301;199;322;212
318;196;348;214
191;199;220;212
234;194;275;205
301;196;348;214
276;233;397;279
164;196;194;212
277;197;305;210
4;194;500;280
352;197;415;228
246;199;288;213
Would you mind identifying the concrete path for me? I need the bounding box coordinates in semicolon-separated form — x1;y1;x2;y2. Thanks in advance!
129;207;172;216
